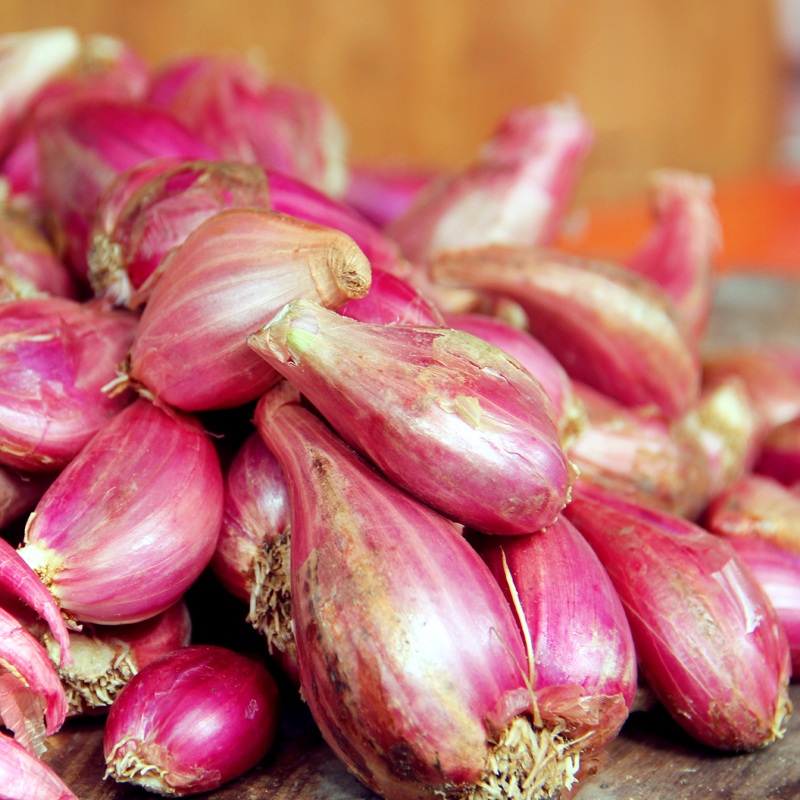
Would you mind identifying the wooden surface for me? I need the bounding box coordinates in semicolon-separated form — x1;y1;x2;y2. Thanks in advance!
37;273;800;800
0;0;785;202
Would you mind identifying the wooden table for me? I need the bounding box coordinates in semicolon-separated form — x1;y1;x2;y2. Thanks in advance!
40;273;800;800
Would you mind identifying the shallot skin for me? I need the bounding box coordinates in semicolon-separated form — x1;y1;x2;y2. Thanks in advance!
249;299;573;536
471;516;637;754
565;482;792;752
19;398;223;625
255;383;535;800
104;645;280;796
0;297;137;472
0;731;78;800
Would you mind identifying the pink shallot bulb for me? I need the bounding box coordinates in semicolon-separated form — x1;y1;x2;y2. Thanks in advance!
565;482;791;751
0;732;77;800
726;536;800;676
36;98;217;281
627;170;721;343
432;245;700;418
255;382;584;800
249;299;574;536
18;398;223;625
150;54;349;197
210;432;294;676
128;208;371;411
103;645;280;796
0;208;76;300
88;160;272;305
568;381;710;518
387;100;593;263
470;516;637;756
446;312;586;448
0;297;137;472
703;345;800;433
704;473;800;557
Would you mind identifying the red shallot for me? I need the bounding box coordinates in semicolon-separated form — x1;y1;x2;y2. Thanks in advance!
249;299;574;535
127;208;372;410
103;644;280;796
255;381;585;800
565;482;791;751
0;732;77;800
17;398;223;625
0;296;137;472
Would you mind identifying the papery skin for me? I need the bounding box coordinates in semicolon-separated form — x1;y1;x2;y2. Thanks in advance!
431;245;700;419
345;162;441;228
704;474;800;558
36;98;217;281
19;398;223;625
88;160;273;304
339;269;445;326
0;28;80;160
0;538;72;668
0;731;77;800
470;516;637;753
627;170;720;343
0;209;76;300
755;416;800;487
726;537;800;676
0;605;67;745
254;383;534;800
678;375;762;499
0;297;138;472
150;54;348;197
568;381;710;518
0;466;52;531
387;100;593;263
104;645;280;796
249;299;573;536
446;313;585;448
130;209;371;411
565;482;792;751
703;346;800;434
34;599;192;717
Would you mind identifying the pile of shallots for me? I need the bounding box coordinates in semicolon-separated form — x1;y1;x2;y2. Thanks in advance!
0;25;797;800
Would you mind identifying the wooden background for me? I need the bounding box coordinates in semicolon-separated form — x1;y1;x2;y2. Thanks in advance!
0;0;786;203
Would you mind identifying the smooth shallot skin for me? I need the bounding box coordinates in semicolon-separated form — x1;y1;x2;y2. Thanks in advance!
470;516;637;754
129;208;372;411
387;100;593;262
726;537;800;676
255;384;542;800
339;268;445;326
431;245;700;419
626;170;720;343
249;299;574;536
446;312;585;448
704;474;800;557
0;297;137;472
19;398;224;625
0;732;77;800
88;160;273;305
565;482;792;752
103;645;280;796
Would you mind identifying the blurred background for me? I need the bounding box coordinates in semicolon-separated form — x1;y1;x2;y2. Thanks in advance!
1;0;798;267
